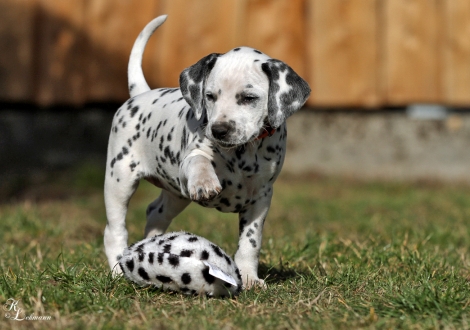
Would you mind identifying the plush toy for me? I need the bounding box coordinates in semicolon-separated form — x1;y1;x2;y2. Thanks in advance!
118;231;243;297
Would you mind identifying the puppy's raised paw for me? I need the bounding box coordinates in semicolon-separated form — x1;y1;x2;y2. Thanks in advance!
187;169;222;201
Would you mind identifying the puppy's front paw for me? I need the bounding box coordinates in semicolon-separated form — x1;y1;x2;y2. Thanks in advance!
243;277;267;290
187;170;222;201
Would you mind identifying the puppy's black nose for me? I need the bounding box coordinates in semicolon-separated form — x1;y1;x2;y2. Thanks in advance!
211;122;233;140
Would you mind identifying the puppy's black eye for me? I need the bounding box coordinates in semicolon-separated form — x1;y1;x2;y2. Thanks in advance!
206;93;215;102
241;96;259;105
243;96;258;103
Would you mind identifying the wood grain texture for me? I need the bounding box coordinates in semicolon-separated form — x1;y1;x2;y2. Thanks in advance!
384;0;442;105
0;0;469;107
155;0;240;87
241;0;306;76
308;0;379;107
84;0;161;102
0;0;36;101
444;0;470;105
34;0;87;105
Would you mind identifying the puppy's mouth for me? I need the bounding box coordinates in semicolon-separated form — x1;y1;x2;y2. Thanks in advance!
209;126;271;148
210;137;243;149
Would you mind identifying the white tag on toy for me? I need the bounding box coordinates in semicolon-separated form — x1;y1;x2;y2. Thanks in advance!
203;261;238;287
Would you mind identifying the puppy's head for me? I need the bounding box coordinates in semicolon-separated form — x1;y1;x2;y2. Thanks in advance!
180;47;310;148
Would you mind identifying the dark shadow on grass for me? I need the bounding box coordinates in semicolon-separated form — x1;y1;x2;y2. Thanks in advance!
258;263;312;284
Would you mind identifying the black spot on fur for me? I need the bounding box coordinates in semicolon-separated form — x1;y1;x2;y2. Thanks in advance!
233;48;240;51
188;236;198;242
235;268;242;280
249;239;257;248
130;106;139;118
202;266;215;284
168;254;180;267
135;243;144;253
157;252;164;264
126;259;134;272
138;267;150;280
163;244;172;253
234;204;243;212
180;250;194;257
211;244;224;257
138;252;144;262
181;273;192;285
224;255;232;265
160;88;177;97
156;275;172;283
148;252;155;264
200;250;210;260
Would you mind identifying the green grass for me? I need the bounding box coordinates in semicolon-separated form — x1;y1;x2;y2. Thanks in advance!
1;165;469;329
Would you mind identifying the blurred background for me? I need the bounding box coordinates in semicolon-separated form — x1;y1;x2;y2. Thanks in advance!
1;0;469;200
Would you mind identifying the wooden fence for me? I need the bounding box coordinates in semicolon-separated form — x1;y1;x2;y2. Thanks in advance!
0;0;469;107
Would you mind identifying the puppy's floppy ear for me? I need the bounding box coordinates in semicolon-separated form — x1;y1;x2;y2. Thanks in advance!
180;53;220;120
261;59;311;128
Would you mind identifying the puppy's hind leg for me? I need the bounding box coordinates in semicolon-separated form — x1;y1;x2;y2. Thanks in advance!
145;190;190;238
104;165;140;275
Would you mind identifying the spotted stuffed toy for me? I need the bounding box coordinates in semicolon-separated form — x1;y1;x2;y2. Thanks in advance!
118;231;243;297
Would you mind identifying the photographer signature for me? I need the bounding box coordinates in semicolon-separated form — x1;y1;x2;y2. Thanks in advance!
3;298;52;321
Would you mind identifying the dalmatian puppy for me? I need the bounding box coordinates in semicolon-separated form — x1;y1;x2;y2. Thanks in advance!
104;15;311;288
118;231;243;297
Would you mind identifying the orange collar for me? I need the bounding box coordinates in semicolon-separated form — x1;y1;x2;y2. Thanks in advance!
256;125;276;140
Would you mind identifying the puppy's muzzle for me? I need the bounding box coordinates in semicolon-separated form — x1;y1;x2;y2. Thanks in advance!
211;121;235;141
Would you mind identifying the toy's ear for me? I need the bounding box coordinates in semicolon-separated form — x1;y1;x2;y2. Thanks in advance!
179;53;220;120
261;59;311;128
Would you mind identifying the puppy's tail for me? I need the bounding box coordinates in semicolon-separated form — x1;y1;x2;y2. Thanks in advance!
128;15;167;98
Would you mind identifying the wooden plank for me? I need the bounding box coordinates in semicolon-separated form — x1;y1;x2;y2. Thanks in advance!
84;0;161;102
384;0;442;105
444;0;470;106
34;0;87;105
156;0;240;87
307;0;379;107
0;0;36;102
240;0;306;78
